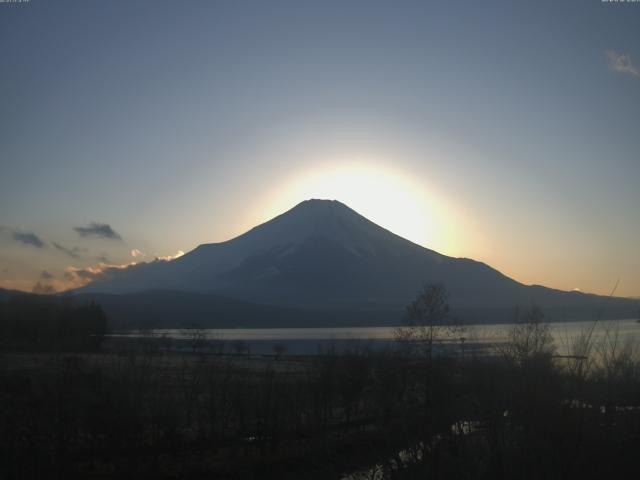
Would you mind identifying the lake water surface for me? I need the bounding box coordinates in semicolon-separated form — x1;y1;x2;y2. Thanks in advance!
118;319;640;356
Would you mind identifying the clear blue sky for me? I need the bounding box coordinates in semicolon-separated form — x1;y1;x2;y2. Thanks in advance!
1;0;639;296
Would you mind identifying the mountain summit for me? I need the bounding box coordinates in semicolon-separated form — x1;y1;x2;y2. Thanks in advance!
193;199;439;263
75;199;636;324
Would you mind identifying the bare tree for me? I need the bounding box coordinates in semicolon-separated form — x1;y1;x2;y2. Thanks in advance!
188;329;207;355
498;306;555;367
394;284;461;361
272;343;287;360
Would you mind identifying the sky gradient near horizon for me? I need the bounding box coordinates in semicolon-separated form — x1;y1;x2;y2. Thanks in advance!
1;0;639;297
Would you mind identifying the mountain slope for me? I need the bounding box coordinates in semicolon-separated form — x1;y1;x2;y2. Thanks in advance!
74;199;638;323
77;200;515;304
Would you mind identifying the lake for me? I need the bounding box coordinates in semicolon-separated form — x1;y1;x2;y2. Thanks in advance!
115;318;640;356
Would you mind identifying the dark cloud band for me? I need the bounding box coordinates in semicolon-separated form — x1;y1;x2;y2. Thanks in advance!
13;232;45;248
74;223;122;240
53;242;85;258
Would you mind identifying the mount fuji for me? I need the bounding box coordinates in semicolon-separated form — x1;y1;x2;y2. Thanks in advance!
71;199;637;327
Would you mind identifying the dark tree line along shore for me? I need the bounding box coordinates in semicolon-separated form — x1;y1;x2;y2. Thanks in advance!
0;295;107;352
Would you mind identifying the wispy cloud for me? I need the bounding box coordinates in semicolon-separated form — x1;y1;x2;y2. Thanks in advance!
74;223;122;240
63;261;136;288
155;250;185;261
40;270;54;280
53;242;86;259
60;249;185;291
606;50;640;78
131;248;144;258
13;232;45;248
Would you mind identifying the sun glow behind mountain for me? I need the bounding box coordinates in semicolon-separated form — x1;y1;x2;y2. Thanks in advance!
263;163;458;254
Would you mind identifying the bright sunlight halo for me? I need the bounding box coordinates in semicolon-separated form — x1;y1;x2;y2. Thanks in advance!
266;163;449;250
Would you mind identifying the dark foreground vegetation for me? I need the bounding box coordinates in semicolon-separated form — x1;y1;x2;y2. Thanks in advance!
1;292;639;479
